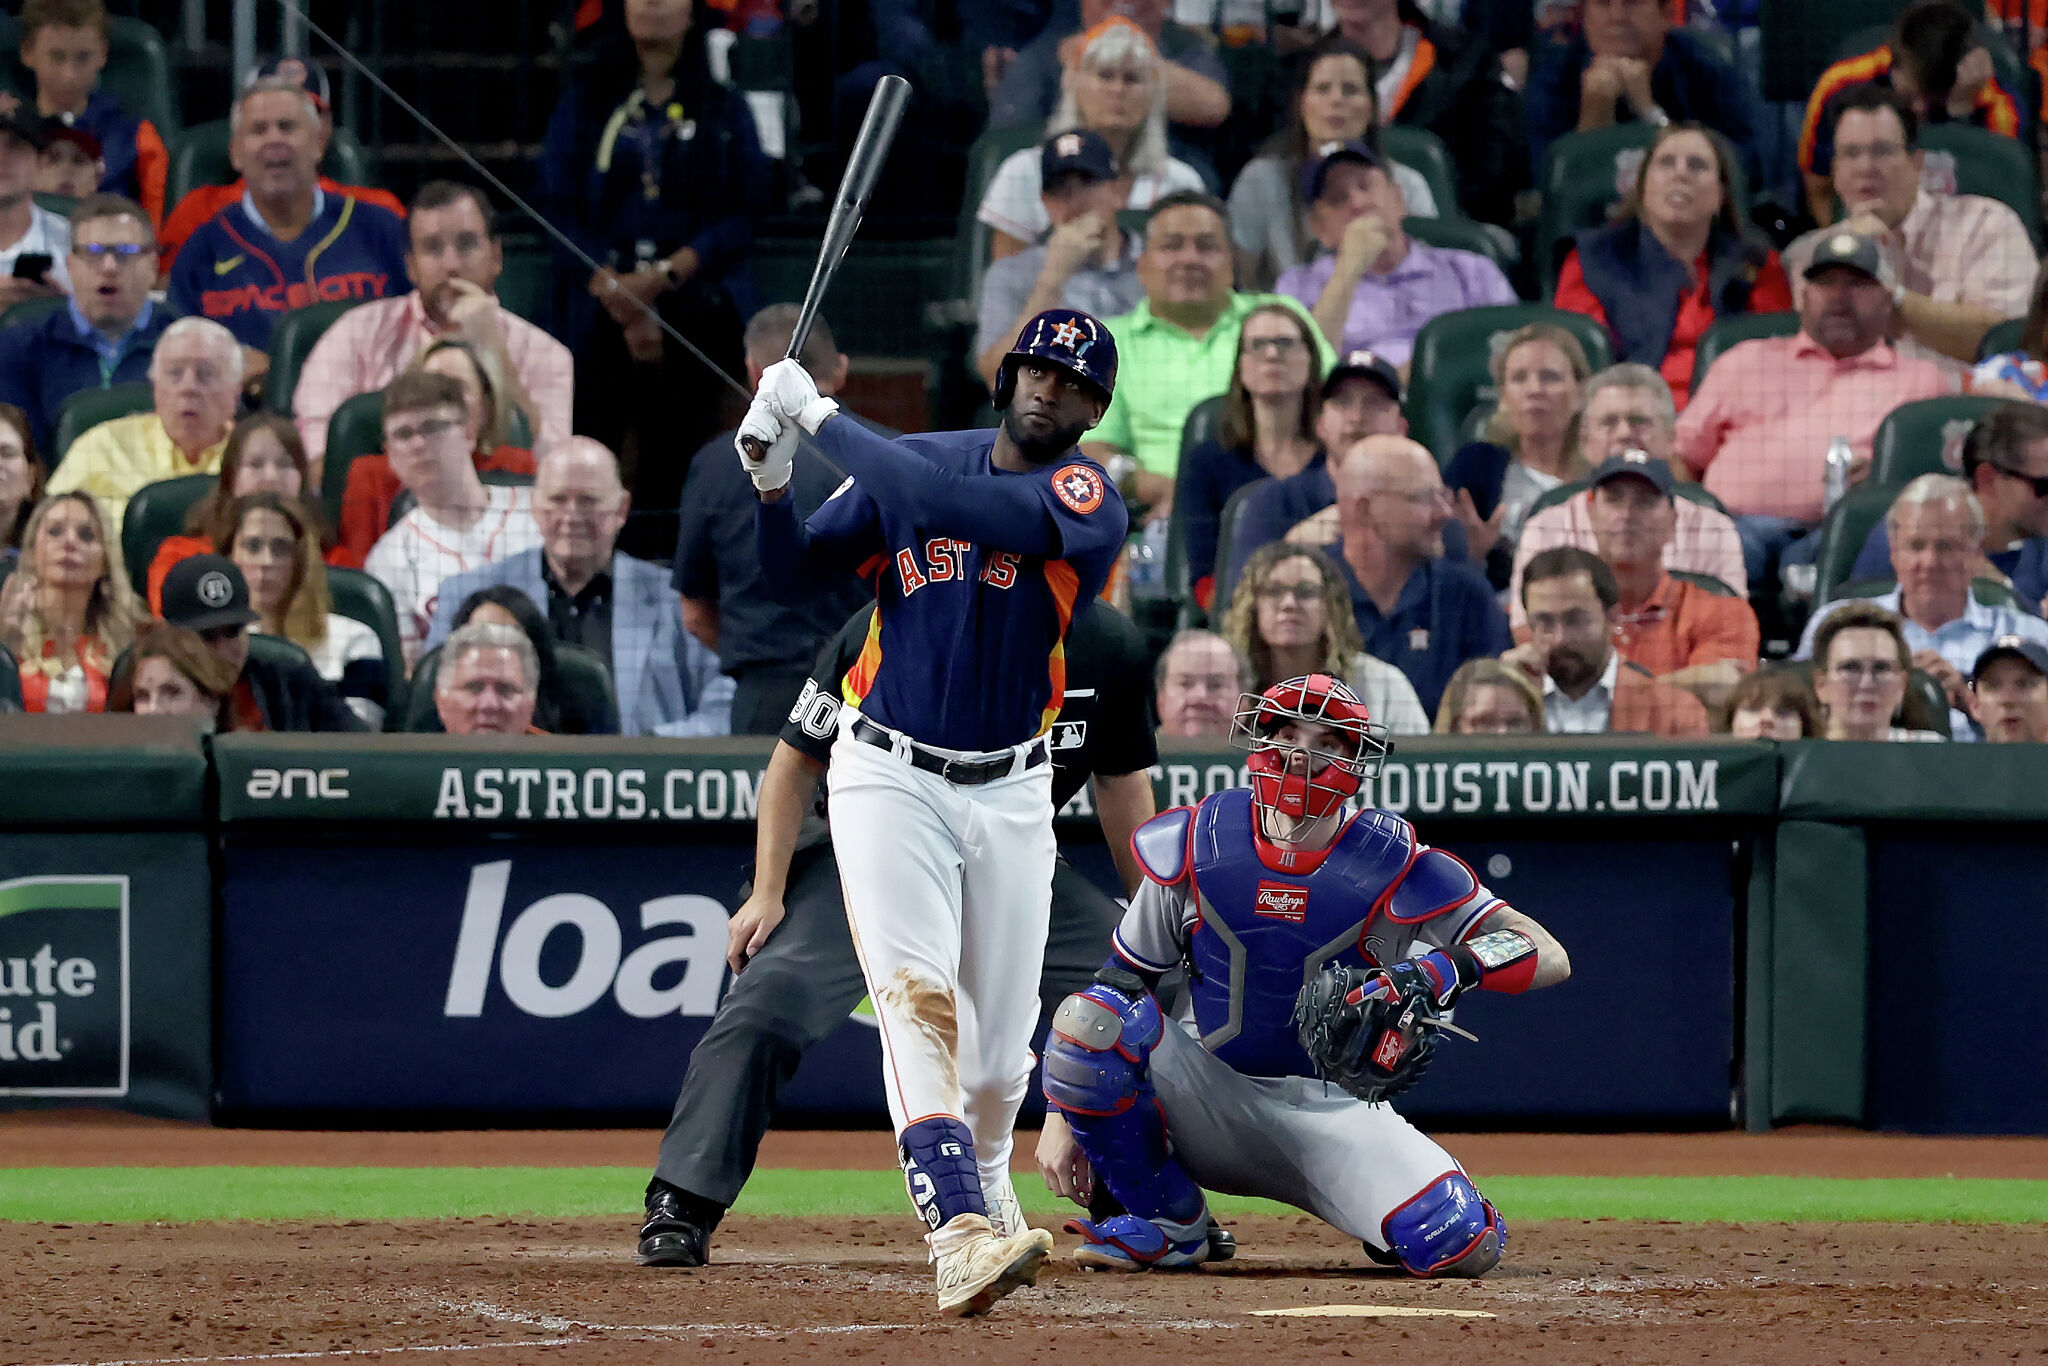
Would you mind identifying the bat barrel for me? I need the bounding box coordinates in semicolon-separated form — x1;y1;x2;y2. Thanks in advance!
785;74;912;362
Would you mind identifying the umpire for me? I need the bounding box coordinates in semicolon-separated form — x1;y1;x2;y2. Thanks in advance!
638;598;1159;1265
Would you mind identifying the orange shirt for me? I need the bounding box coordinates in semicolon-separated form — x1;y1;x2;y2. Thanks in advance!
159;177;408;271
1611;570;1759;679
333;444;538;569
17;640;110;714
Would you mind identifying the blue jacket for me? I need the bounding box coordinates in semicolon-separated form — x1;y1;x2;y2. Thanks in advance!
1573;218;1770;375
1526;28;1764;182
423;549;733;737
0;301;168;457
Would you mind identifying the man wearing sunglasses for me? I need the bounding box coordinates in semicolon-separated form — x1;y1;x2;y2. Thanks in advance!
1846;401;2048;612
0;191;163;454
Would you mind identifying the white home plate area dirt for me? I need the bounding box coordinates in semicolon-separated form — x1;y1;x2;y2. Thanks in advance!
5;1116;2048;1365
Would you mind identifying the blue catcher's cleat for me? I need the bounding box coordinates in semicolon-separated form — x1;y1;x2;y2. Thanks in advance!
1063;1213;1209;1272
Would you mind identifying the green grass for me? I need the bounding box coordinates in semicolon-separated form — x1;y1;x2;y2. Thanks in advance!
3;1168;2047;1226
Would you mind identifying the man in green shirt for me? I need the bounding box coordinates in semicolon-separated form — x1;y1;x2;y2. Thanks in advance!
1084;191;1334;518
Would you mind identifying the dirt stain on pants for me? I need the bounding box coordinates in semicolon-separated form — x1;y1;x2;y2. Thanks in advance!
877;967;960;1096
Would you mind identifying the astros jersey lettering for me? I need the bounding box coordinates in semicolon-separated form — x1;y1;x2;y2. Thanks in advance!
168;191;410;349
763;420;1126;752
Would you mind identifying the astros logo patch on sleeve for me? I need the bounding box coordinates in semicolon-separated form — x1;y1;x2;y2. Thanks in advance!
1052;463;1105;514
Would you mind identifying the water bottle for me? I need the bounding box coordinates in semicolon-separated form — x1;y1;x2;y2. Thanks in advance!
1823;436;1853;513
1126;520;1167;600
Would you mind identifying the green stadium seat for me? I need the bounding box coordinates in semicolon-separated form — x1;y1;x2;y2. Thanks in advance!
165;121;370;219
320;389;386;525
1379;126;1460;218
31;192;75;217
1871;396;2002;486
265;300;370;416
326;567;407;725
1691;311;1800;397
1918;124;2044;250
1537;125;1749;298
1809;481;1901;608
1405;305;1612;462
1977;316;2028;363
402;640;620;735
1785;655;1952;737
1163;395;1229;615
1209;478;1269;621
1402;215;1520;274
52;382;154;467
493;232;553;326
0;638;20;711
0;295;68;334
953;122;1044;308
120;474;217;595
1832;574;2035;615
0;15;177;135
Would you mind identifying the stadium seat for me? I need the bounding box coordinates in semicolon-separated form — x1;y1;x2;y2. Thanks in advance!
494;232;554;327
402;640;620;735
1808;481;1900;607
1405;305;1612;461
1537;125;1750;297
0;639;20;711
52;382;154;467
0;295;68;334
247;631;316;676
1917;124;2044;250
265;300;371;415
952;122;1044;310
1402;215;1519;273
120;474;217;595
1379;126;1460;218
1209;479;1271;620
1691;311;1800;397
1977;316;2028;363
1163;395;1229;616
320;389;386;525
165;121;370;219
31;192;75;217
326;567;408;726
1871;396;2002;486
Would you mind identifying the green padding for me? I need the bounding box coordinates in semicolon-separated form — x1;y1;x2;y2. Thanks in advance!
1771;820;1867;1126
1780;741;2048;820
0;878;124;918
0;717;208;826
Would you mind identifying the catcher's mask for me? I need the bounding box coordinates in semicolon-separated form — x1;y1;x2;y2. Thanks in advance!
1232;673;1389;823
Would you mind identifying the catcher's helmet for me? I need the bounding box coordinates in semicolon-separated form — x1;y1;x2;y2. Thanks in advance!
992;308;1118;409
1233;673;1390;822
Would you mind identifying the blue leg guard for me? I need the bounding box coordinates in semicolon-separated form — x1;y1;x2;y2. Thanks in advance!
1041;986;1208;1268
898;1116;986;1234
1380;1173;1505;1278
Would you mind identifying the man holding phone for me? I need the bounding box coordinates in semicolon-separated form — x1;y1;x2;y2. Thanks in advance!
0;111;71;309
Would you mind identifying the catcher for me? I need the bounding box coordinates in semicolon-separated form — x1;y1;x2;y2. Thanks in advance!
1036;673;1570;1275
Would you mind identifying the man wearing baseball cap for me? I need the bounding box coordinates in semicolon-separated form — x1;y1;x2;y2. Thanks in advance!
1211;348;1409;606
1274;141;1514;368
1675;228;1953;591
157;56;405;272
160;555;364;732
1554;448;1758;710
0;110;72;309
975;129;1144;387
1969;635;2048;743
35;120;102;200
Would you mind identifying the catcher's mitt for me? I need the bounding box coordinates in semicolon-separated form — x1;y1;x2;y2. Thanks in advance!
1292;962;1454;1103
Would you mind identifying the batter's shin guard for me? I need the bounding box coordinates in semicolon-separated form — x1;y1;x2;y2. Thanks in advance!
899;1117;989;1235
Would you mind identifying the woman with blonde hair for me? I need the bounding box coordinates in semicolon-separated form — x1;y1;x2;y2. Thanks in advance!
336;336;539;567
1221;541;1429;735
1434;658;1544;734
1;491;144;713
224;492;387;728
977;18;1208;259
1443;323;1594;590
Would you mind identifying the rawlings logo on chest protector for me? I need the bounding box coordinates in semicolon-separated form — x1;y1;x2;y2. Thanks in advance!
1253;881;1309;922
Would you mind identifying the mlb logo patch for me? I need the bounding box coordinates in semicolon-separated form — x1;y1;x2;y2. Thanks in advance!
1051;721;1087;751
1253;880;1308;922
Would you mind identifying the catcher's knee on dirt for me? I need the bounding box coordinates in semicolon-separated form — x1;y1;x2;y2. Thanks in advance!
1381;1174;1505;1278
1041;983;1206;1229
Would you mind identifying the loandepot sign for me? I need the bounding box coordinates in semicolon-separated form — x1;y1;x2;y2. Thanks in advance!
0;876;130;1096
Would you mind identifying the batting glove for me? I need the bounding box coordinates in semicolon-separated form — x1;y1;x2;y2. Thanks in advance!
736;396;796;493
758;357;840;435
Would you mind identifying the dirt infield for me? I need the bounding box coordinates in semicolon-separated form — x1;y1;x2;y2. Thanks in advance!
7;1117;2048;1364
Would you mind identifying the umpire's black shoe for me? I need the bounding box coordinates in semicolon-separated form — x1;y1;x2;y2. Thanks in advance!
1204;1219;1236;1262
637;1178;715;1268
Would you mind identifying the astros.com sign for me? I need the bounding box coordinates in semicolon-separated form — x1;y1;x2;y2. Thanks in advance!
440;861;731;1021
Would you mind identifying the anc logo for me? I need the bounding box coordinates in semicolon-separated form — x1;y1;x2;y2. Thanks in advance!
1051;463;1105;514
0;875;129;1096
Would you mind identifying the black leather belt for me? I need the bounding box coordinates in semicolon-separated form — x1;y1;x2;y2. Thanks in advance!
851;717;1049;786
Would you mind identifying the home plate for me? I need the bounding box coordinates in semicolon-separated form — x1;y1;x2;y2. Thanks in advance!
1251;1305;1497;1319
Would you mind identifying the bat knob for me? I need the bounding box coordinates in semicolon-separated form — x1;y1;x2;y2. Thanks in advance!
740;436;767;463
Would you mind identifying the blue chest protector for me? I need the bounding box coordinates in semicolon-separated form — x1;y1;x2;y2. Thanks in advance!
1181;790;1422;1079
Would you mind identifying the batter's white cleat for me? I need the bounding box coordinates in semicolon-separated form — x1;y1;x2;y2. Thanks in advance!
933;1214;1055;1317
987;1176;1028;1240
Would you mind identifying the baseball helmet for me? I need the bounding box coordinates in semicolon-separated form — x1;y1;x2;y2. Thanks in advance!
1233;674;1389;823
992;308;1118;409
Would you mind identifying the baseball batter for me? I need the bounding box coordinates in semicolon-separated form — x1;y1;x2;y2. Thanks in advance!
1037;674;1571;1274
740;309;1129;1314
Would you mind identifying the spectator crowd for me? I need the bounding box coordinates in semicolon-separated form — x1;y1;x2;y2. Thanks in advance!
4;0;2048;750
